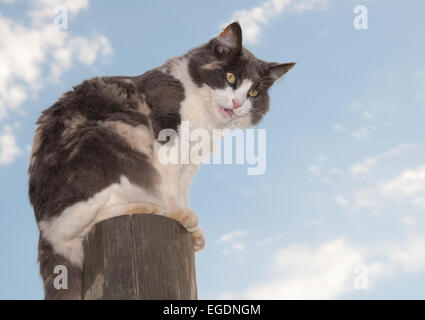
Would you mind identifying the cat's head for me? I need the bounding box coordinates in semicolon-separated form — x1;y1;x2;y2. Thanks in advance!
188;21;295;128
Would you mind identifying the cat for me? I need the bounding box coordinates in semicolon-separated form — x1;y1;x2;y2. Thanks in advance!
28;22;294;300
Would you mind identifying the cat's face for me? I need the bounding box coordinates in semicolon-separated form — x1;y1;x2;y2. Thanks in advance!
188;22;294;128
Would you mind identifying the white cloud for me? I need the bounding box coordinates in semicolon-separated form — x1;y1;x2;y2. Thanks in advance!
335;196;348;207
378;165;425;210
308;156;338;185
308;164;320;174
256;233;283;246
220;234;425;299
380;234;425;275
353;188;379;209
218;230;248;255
223;239;367;299
334;99;396;140
292;0;329;12
304;218;323;226
329;166;343;175
348;143;415;175
350;163;425;212
256;237;273;246
361;111;374;121
350;127;370;140
349;157;376;175
0;125;22;165
333;123;371;140
223;0;329;45
225;0;290;45
221;242;246;255
218;230;248;243
402;217;416;226
0;0;112;123
349;100;395;113
231;242;245;252
332;122;346;132
233;185;254;197
317;154;328;161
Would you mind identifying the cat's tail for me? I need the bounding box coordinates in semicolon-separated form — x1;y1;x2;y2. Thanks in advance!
38;235;82;300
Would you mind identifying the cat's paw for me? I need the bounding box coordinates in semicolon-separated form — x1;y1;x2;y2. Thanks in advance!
168;208;199;232
192;228;205;252
168;208;205;251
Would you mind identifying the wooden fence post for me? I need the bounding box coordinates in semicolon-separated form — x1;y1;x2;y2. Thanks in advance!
82;214;198;300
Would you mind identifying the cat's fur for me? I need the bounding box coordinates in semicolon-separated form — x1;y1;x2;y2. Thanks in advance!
28;22;294;300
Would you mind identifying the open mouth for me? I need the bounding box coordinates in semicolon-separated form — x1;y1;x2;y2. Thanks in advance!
218;106;234;118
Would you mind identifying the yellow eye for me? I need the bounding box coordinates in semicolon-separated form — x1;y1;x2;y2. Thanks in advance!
249;89;259;97
226;72;236;84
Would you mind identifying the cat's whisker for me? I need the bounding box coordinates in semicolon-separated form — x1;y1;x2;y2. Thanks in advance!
249;109;266;118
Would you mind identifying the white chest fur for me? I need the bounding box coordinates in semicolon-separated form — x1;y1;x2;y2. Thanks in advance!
152;57;220;213
153;141;200;213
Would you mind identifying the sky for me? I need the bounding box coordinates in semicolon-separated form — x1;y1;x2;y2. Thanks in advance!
0;0;425;299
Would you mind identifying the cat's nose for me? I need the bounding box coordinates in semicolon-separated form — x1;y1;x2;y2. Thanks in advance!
232;99;242;109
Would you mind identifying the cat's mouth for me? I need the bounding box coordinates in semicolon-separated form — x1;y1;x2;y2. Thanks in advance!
217;106;234;119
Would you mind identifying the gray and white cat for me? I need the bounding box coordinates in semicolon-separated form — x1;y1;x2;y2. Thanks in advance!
28;22;294;299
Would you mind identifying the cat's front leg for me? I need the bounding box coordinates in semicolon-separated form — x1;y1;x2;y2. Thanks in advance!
168;208;205;251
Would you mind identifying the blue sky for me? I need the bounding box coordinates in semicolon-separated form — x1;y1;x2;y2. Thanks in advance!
1;0;425;299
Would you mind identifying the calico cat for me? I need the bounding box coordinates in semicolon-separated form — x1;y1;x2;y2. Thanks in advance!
28;22;294;300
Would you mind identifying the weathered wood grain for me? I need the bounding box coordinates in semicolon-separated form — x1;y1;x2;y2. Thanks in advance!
82;214;197;300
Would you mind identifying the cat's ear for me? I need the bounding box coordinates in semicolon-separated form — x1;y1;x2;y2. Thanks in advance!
215;22;242;56
268;62;296;81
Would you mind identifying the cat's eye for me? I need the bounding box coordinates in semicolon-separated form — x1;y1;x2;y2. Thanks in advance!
226;72;236;84
248;89;259;97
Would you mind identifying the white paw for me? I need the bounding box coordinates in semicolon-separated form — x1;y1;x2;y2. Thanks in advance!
167;208;205;251
192;228;205;252
168;208;199;232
